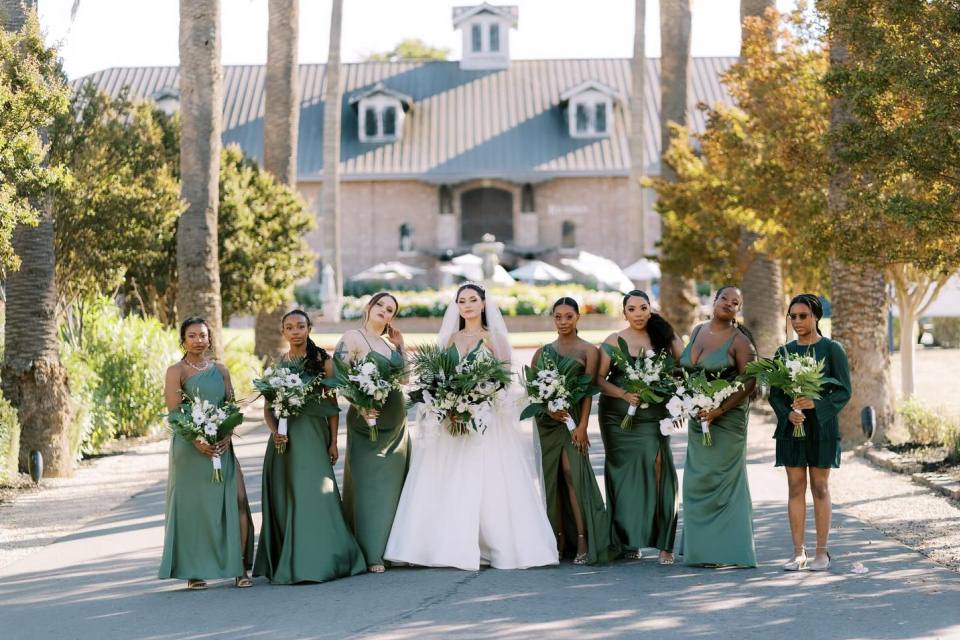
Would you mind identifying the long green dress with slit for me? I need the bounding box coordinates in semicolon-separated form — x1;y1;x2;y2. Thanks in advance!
679;325;756;568
536;348;621;564
769;338;851;469
598;353;679;554
253;365;367;584
159;367;254;580
342;343;409;567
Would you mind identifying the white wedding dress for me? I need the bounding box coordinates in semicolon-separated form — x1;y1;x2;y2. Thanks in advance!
384;295;559;571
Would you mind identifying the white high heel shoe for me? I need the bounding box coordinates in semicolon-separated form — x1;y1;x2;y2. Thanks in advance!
783;548;808;571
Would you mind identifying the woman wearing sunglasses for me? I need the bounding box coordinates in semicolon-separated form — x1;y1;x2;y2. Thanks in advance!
769;294;851;572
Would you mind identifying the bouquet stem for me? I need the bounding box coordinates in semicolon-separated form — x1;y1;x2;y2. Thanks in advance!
564;415;577;432
276;416;288;454
791;409;806;438
211;453;223;483
620;403;638;430
700;419;713;447
366;415;378;442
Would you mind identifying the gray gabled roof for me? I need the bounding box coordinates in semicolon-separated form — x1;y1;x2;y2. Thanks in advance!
74;57;736;183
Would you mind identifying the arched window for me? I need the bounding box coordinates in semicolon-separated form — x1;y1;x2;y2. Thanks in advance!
561;221;576;249
521;183;535;213
383;106;397;136
399;223;414;252
438;185;453;214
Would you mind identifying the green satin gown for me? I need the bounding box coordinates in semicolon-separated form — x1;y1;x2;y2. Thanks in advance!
159;367;254;580
253;367;366;584
342;377;409;567
536;356;621;564
598;355;679;554
679;325;756;568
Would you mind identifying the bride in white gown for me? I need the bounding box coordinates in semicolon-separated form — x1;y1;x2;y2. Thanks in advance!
384;283;559;570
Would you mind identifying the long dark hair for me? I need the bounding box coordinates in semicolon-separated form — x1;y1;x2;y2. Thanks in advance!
713;285;758;353
179;316;213;357
282;309;329;375
456;283;487;330
788;293;824;336
623;290;676;354
362;292;400;335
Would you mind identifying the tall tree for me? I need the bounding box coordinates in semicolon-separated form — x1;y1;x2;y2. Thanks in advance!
657;0;699;337
177;0;224;355
0;4;74;476
365;38;449;62
628;0;649;294
321;0;344;320
255;0;300;360
737;0;784;358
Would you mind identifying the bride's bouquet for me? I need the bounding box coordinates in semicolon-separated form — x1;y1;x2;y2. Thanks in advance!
659;371;742;446
253;360;333;453
520;345;598;431
601;337;676;429
408;342;512;436
744;350;839;437
168;395;244;482
324;350;405;441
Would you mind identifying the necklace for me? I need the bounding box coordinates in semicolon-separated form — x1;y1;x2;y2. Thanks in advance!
461;329;483;338
184;357;212;372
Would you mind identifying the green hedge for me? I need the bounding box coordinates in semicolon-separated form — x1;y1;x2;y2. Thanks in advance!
0;396;19;484
896;398;959;456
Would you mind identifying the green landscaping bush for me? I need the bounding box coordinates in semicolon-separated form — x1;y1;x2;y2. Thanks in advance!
223;337;262;401
932;317;960;348
0;396;20;484
896;397;959;448
61;344;116;457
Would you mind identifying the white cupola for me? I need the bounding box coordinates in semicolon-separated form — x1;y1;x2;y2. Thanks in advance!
452;3;518;71
559;80;623;139
348;82;413;143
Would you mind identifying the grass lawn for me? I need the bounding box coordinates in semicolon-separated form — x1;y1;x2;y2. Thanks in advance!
223;327;613;353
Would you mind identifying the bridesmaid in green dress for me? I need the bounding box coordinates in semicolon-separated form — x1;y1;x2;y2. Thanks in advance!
769;294;851;572
679;286;758;568
597;290;684;564
334;292;409;573
253;310;367;583
532;297;621;565
159;317;254;590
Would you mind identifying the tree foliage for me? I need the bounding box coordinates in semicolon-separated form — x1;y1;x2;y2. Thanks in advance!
0;13;69;271
648;8;829;292
364;38;449;62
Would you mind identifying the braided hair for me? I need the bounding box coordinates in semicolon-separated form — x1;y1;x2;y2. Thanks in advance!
281;309;329;375
623;289;676;354
788;293;824;336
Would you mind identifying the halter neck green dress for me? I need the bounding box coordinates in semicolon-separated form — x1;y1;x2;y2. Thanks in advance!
679;325;756;568
535;346;621;564
254;363;366;583
598;348;679;554
159;366;254;580
341;334;410;567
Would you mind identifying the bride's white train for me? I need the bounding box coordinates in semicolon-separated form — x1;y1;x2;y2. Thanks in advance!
384;284;559;570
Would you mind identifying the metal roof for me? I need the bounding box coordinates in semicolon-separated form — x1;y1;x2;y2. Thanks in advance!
75;57;736;183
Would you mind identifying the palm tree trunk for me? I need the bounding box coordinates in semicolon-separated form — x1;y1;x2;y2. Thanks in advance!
255;0;300;360
1;2;73;477
657;0;698;337
177;0;224;357
738;0;783;358
828;38;892;443
628;0;648;259
320;0;344;321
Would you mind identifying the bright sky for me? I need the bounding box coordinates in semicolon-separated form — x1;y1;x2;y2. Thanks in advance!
38;0;798;80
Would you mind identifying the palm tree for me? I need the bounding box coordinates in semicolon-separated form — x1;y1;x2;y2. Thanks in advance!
827;38;892;442
628;0;647;267
1;2;74;477
254;0;300;360
738;0;784;358
176;0;224;356
657;0;699;337
321;0;344;320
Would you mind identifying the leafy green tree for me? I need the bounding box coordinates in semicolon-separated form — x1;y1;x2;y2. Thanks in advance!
365;38;449;62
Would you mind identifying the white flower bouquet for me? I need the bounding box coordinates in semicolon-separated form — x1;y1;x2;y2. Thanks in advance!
253;360;333;453
324;350;405;442
168;396;244;482
602;337;676;429
744;350;839;437
659;371;742;446
520;345;597;431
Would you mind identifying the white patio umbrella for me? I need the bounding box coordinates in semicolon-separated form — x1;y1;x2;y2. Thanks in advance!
439;263;516;285
560;251;635;292
509;260;572;284
623;258;661;281
451;253;483;266
350;261;426;282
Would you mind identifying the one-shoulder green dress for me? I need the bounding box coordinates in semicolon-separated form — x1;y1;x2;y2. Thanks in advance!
679;325;756;567
159;367;254;580
536;348;621;564
254;365;367;584
341;340;409;567
598;353;679;554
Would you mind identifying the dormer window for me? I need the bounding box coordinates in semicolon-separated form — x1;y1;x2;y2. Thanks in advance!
349;82;413;143
453;4;518;70
560;80;622;140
